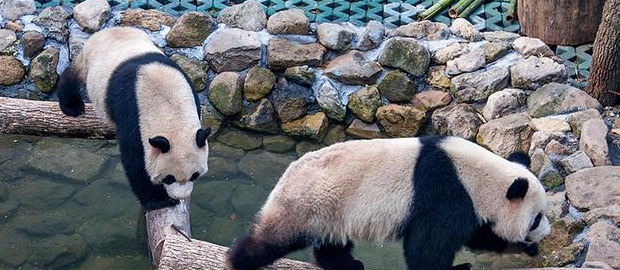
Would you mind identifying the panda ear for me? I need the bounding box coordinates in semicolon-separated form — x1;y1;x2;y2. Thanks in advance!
506;178;529;200
196;128;211;148
507;152;531;168
149;136;170;154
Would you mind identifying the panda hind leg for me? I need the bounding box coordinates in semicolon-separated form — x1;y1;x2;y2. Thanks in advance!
56;65;86;117
227;229;310;270
313;241;364;270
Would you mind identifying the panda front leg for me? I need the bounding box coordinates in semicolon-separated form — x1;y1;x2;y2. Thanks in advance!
313;241;364;270
402;220;468;270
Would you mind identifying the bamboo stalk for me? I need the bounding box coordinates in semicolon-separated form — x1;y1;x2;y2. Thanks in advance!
458;0;484;18
506;0;518;21
418;0;453;20
449;0;475;18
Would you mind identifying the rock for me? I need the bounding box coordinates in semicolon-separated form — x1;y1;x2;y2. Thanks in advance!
262;135;296;153
378;38;430;76
27;138;105;183
376;104;426;137
73;0;110;33
377;70;416;103
583;205;620;226
449;18;482;42
192;181;234;215
476;113;534;158
217;0;266;31
322;125;346;145
206;156;239;178
283;65;315;85
29;47;59;93
33;6;70;41
510;57;568;90
231;184;269;219
316;23;356;52
237;98;279;134
567;109;602;138
346;118;383;139
14;179;74;210
29;233;87;269
529;131;579;157
20;31;45;58
583;221;620;269
324;50;382;85
166;12;213;48
119;9;175;31
432;42;468;64
539;218;585;256
266;9;309;35
0;0;36;20
528;83;602;117
356;20;384;51
0;227;29;266
294;141;322;157
0;56;24;85
72;179;137;219
209;141;245;160
208;72;243;116
238;150;295;189
244;66;275;101
542;242;585;267
426;65;451;90
68;24;89;60
412;90;451;112
281;112;329;140
482;31;521;43
529;141;550;173
216;128;262;150
201;104;224;138
170;54;209;91
271;78;313;122
0;182;5;202
485;42;511;63
432;103;483;141
579;119;612;166
5;21;23;32
386;20;450;40
565;166;620;210
204;28;261;72
513;37;555;57
544;139;572;156
315;80;345;122
348;85;382;122
451;66;510;103
546;191;569;223
0;29;17;55
539;161;564;189
482;88;527;120
267;38;326;70
446;48;486;76
531;117;571;133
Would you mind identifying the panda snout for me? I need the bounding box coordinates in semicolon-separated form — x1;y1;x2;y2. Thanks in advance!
164;181;194;199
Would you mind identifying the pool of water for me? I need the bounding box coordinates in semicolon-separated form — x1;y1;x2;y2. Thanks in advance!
0;130;537;269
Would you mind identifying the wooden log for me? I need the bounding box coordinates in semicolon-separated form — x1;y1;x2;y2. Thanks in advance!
146;199;192;266
0;97;115;139
518;0;605;45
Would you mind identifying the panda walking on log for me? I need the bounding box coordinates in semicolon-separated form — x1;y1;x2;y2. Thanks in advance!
56;27;210;211
227;136;551;270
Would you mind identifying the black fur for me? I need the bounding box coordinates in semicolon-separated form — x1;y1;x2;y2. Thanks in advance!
507;152;531;168
149;136;170;153
467;223;508;252
57;65;86;117
402;136;479;270
506;178;529;200
228;230;309;270
106;52;199;211
196;128;210;148
313;241;364;270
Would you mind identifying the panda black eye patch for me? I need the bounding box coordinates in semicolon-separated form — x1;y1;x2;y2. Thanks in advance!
530;213;542;231
162;175;176;185
189;172;199;182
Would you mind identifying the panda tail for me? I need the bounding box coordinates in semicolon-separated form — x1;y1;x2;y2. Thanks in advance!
56;65;86;117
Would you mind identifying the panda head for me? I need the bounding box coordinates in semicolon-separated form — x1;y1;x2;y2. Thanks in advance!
146;127;211;199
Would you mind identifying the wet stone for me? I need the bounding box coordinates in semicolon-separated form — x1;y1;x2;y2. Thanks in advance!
167;12;213;48
244;66;275;101
232;184;270;220
198;215;245;246
528;83;601;118
346;118;383;139
432;42;468;65
206;156;239;179
0;29;17;55
317;23;356;52
281;112;329;140
324;50;382;85
449;18;482;42
378;38;430;76
513;37;555;57
30;47;59;93
451;66;510;103
376;104;426;138
559;150;593;174
208;72;243;116
0;227;30;267
386;20;450;40
377;69;416;103
192;181;234;215
566;166;620;210
482;88;527;121
73;179;138;219
0;182;6;202
511;57;568;90
119;9;175;31
283;65;315;86
215;128;262;151
348;85;382;123
204;28;261;72
10;214;77;237
170;54;208;91
0;56;24;85
315;80;346;122
209;141;245;160
217;0;266;32
271;78;313;122
446;48;486;76
21;31;45;59
26;138;105;181
238;150;295;189
356;20;384;51
539;162;564;189
237;98;279;134
33;6;70;41
80;217;141;255
262;135;296;153
266;9;309;35
322;125;346;145
476;113;533;158
296;141;324;157
0;0;36;21
15;179;74;211
267;38;326;70
73;0;110;33
0;200;19;225
432;103;483;141
485;42;511;63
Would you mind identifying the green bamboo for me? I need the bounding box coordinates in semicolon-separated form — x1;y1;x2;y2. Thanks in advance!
449;0;475;18
506;0;518;21
458;0;484;18
418;0;454;21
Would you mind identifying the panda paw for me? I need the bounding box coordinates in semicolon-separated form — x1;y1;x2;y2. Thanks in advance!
452;263;472;270
144;198;180;211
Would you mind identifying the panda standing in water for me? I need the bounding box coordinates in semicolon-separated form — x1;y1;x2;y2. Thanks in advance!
56;27;210;210
227;136;550;270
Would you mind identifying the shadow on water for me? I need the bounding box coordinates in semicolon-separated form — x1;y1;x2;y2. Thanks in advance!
0;128;536;269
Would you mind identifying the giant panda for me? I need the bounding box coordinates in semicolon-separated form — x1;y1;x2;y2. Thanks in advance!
227;136;550;270
56;27;210;211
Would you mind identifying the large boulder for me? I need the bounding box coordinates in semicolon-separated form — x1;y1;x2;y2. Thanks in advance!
324;51;382;85
316;23;356;52
531;117;571;133
376;104;426;137
243;66;275;101
513;37;555;57
72;0;110;33
0;0;36;20
449;18;482;41
386;20;450;40
377;70;417;103
208;72;243;116
432;103;483;141
582;221;620;269
204;28;261;72
267;38;326;70
566;166;620;210
510;57;567;89
567;109;602;137
482;88;527;121
170;54;209;91
315;81;346;122
281;112;329;140
579;119;612;166
451;66;510;103
29;47;59;93
271;78;313;122
378;38;430;76
0;56;25;85
33;6;71;41
118;9;175;31
476;113;534;157
348;85;382;123
432;42;468;64
559;150;593;175
167;12;213;48
217;0;266;31
527;83;602;118
266;9;309;35
446;48;486;76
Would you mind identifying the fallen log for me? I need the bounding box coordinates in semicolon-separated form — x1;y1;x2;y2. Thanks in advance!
0;97;115;139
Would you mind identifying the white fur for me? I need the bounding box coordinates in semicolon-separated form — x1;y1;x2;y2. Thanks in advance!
165;181;194;199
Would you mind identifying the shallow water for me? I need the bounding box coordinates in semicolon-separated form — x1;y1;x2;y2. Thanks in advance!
0;130;536;269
